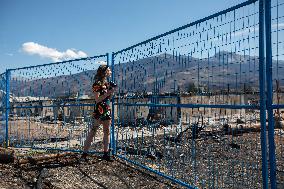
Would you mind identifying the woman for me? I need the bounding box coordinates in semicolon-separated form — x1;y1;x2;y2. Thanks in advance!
82;65;116;161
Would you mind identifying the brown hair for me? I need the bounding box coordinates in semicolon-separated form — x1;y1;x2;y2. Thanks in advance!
94;65;109;83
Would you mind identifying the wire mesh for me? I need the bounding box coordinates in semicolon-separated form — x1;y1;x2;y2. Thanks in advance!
7;55;108;152
271;0;284;187
0;72;6;145
112;0;264;188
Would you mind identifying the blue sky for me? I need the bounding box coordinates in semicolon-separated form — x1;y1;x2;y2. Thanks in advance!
0;0;256;73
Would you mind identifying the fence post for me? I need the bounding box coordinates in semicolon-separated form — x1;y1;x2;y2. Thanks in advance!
106;52;113;153
111;52;116;155
5;69;10;148
258;0;269;188
264;0;277;188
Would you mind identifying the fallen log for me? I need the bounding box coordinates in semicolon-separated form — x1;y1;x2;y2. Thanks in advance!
16;152;74;165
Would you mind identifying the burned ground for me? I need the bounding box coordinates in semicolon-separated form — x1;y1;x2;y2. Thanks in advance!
0;150;183;189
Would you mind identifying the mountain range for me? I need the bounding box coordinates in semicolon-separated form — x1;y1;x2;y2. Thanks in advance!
9;51;284;99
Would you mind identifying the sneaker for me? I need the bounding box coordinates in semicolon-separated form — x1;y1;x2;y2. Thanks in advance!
80;152;88;161
102;152;114;162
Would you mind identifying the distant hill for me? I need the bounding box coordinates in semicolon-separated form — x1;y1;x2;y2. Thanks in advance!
113;51;284;94
9;51;284;98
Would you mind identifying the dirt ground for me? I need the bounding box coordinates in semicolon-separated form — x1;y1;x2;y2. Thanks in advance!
0;149;184;189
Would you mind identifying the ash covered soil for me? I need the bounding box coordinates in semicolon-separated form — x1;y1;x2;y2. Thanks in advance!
0;150;183;189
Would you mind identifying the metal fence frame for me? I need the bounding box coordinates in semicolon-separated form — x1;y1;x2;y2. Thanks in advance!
0;54;109;151
111;0;279;188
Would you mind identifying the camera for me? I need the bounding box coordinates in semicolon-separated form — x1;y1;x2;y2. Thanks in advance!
109;81;117;90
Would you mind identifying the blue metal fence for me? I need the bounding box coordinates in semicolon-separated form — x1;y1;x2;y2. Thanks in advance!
0;0;282;188
0;72;7;146
1;54;108;153
111;0;281;188
270;0;284;188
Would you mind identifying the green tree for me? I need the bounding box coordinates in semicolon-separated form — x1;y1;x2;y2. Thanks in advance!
188;82;198;93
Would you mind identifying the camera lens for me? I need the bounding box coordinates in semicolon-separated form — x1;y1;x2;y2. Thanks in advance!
110;81;117;87
109;81;117;89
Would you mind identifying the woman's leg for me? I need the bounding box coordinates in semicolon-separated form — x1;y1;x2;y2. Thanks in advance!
102;119;111;153
83;119;101;153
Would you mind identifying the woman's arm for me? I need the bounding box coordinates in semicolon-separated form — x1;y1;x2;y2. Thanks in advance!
94;89;115;103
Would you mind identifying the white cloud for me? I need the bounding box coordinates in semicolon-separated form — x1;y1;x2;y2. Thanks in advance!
208;22;284;44
272;23;284;29
234;22;284;37
5;53;13;56
21;42;88;62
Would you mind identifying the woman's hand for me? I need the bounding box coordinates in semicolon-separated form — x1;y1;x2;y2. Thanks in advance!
107;88;116;97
